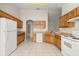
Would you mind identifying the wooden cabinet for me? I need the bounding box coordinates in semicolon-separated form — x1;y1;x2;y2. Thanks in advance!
59;16;74;28
43;32;50;43
43;32;61;49
49;34;55;44
32;33;36;42
59;7;79;28
34;21;46;29
55;35;61;49
76;7;79;16
68;9;76;19
59;13;75;28
17;20;23;28
59;16;65;27
17;32;25;45
0;10;23;28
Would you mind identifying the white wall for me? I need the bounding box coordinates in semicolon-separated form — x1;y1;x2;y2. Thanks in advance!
19;10;48;32
19;10;48;42
48;9;61;32
0;3;20;18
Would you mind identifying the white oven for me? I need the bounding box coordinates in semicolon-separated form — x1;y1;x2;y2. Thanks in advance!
61;36;79;56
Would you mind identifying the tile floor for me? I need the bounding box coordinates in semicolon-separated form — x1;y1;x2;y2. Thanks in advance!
10;40;62;56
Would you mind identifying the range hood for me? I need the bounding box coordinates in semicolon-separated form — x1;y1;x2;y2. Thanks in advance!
68;17;79;22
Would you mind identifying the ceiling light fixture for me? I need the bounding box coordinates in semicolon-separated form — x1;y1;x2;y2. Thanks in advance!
31;3;48;6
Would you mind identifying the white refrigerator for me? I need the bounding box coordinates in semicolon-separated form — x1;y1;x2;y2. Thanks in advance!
0;18;17;56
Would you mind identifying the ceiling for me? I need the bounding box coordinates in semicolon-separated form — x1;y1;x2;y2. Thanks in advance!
10;3;65;10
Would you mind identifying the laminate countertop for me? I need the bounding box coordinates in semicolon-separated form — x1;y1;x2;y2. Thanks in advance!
55;32;72;37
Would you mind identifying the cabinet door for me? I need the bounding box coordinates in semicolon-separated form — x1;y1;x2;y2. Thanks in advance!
45;35;50;42
59;15;74;28
32;33;36;42
50;35;55;44
55;35;61;49
17;20;23;28
56;37;61;49
43;33;50;43
17;33;25;45
59;16;65;27
68;9;76;19
76;7;79;16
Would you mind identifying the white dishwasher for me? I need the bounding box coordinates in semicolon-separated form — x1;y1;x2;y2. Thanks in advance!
61;36;79;56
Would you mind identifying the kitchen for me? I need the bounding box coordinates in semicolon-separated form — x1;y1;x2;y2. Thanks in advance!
0;3;79;56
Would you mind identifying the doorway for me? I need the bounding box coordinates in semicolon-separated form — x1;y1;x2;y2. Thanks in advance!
26;20;33;41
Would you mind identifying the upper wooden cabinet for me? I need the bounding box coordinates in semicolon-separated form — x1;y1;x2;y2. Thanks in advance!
17;20;23;28
0;10;23;28
59;16;65;27
59;7;79;28
68;9;76;19
76;7;79;16
33;21;46;29
59;15;74;28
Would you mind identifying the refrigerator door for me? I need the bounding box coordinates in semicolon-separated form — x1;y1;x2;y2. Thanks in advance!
6;19;17;31
0;18;7;56
0;18;7;32
5;19;17;56
0;18;17;56
5;31;17;56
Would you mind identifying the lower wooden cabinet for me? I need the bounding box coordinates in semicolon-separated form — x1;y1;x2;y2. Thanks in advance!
55;35;61;49
17;32;25;45
32;33;36;42
43;32;61;49
43;32;51;43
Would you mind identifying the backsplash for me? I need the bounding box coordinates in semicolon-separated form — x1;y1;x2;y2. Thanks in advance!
59;27;74;33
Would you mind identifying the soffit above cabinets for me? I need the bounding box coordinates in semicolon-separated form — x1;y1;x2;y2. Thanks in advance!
6;3;65;10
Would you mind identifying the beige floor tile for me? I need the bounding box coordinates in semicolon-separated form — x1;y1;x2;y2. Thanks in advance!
10;40;62;56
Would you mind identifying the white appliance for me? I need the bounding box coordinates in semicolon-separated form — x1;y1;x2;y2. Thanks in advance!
0;18;17;56
61;35;79;56
36;33;43;43
72;31;79;38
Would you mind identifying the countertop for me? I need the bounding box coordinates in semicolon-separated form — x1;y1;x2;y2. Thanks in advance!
55;32;72;37
44;31;72;37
